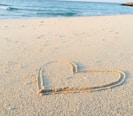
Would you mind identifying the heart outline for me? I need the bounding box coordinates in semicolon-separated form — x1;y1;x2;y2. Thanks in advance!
36;60;126;96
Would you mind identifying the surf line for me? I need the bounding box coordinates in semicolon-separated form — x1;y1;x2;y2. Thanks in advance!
36;60;126;96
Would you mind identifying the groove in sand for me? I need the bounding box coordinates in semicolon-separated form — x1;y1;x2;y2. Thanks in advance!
36;60;126;96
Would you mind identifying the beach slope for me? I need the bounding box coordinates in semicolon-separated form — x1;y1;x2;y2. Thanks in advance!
0;15;133;115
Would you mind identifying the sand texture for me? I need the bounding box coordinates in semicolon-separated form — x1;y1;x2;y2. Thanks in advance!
36;60;126;96
0;15;133;115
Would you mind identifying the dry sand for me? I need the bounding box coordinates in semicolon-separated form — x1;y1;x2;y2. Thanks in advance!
0;15;133;115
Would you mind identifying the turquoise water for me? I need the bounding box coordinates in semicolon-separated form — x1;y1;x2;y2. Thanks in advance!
0;0;133;19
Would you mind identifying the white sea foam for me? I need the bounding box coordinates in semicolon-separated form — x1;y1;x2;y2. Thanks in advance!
0;6;9;10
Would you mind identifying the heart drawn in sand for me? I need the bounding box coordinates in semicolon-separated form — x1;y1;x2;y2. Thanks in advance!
36;60;126;96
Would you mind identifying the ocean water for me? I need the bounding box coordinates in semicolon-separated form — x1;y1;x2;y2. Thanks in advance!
0;0;133;19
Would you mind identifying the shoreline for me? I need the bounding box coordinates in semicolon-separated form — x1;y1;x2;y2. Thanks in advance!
0;14;133;21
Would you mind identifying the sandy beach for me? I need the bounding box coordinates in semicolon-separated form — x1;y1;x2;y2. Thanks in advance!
0;15;133;115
